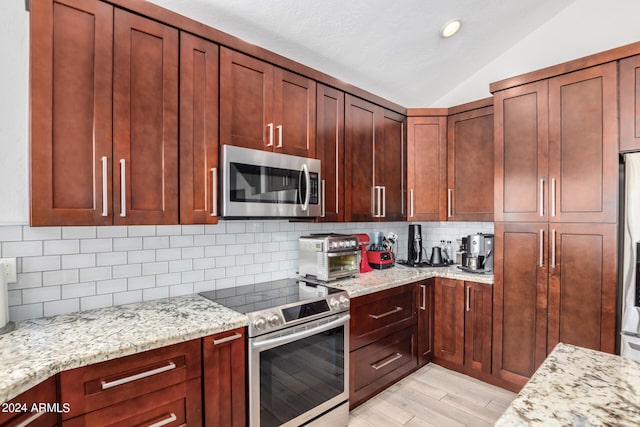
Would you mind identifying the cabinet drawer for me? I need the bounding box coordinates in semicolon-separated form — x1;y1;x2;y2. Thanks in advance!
351;285;415;349
60;340;201;420
0;377;58;427
62;378;201;427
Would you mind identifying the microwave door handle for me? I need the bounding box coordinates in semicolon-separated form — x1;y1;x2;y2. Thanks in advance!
300;163;310;211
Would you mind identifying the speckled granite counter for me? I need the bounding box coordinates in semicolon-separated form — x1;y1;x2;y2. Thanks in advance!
495;343;640;426
327;264;493;297
0;295;247;404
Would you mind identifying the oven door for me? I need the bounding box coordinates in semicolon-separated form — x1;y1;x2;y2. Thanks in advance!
249;313;350;427
326;250;360;280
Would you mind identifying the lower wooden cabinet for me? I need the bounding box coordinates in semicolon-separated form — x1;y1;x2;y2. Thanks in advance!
202;328;246;427
416;280;434;366
0;377;59;427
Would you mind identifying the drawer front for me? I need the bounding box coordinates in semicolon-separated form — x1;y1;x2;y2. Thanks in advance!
62;378;201;427
351;285;415;347
0;377;58;427
60;339;201;419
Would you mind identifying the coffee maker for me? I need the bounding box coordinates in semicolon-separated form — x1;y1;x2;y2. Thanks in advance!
408;225;423;265
464;233;494;272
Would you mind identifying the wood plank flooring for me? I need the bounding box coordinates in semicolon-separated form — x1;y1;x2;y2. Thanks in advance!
348;364;516;427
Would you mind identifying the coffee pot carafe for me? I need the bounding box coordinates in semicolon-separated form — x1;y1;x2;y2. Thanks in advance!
408;225;423;265
429;246;443;265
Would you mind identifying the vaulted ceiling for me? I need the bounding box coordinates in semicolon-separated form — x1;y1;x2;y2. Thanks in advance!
148;0;576;107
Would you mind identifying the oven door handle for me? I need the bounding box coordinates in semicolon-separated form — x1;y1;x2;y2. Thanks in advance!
251;314;350;351
327;250;359;258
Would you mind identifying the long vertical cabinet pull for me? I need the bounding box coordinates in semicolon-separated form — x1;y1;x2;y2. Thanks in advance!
420;284;426;310
381;186;386;218
539;179;545;217
539;229;544;267
101;156;108;217
120;159;126;217
465;285;470;312
211;168;218;217
448;189;453;218
266;123;274;147
551;229;556;268
321;180;326;217
276;124;283;148
551;178;556;217
409;189;414;218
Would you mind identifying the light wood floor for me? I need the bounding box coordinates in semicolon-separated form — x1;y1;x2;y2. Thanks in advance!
348;364;517;427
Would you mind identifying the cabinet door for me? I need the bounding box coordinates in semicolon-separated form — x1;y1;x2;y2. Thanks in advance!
433;278;464;366
0;377;58;427
274;68;316;157
493;223;548;387
179;33;219;224
548;64;618;223
406;116;447;221
203;329;246;427
378;109;406;221
417;280;434;366
345;95;376;222
316;84;345;222
220;48;274;151
30;0;113;226
447;106;494;221
494;81;549;222
464;282;492;374
113;10;179;225
620;55;640;152
547;223;617;354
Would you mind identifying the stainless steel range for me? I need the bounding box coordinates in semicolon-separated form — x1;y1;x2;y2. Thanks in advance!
200;279;350;427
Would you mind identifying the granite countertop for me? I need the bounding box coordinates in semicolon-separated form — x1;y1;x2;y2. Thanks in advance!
495;343;640;426
0;295;248;404
328;264;493;297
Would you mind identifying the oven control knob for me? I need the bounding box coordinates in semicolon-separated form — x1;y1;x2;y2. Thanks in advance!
267;314;282;327
253;317;267;331
339;296;350;308
329;298;341;311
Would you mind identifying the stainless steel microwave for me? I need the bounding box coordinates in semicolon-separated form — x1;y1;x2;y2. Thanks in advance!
220;145;321;218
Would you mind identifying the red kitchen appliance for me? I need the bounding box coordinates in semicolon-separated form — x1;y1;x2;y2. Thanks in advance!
367;249;395;269
354;234;373;273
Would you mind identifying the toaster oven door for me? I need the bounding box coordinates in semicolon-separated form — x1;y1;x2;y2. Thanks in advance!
326;250;359;280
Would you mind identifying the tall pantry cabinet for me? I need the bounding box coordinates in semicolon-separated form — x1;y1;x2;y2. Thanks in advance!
492;62;618;388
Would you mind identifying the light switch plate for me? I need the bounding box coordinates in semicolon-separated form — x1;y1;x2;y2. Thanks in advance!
0;258;17;283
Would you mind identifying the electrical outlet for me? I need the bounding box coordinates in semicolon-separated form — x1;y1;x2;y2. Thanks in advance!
0;258;17;284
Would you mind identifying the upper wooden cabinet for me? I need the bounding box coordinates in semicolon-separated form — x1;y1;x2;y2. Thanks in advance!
620;55;640;152
316;84;345;222
447;101;494;221
406;115;447;221
494;63;618;224
344;95;406;222
220;47;316;157
179;33;220;224
30;0;179;226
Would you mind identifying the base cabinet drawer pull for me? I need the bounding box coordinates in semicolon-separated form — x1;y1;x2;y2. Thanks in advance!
368;306;403;319
100;361;177;390
147;412;177;427
371;352;403;370
213;333;243;345
14;410;45;427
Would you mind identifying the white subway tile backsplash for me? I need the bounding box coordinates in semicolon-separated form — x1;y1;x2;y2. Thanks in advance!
97;278;127;294
113;237;143;252
128;250;156;264
113;290;142;306
0;226;22;242
8;290;21;306
181;224;204;235
214;255;235;268
80;239;113;253
170;235;194;248
205;223;225;234
143;236;170;250
215;233;236;245
156;248;181;262
61;282;96;299
225;244;245;256
22;226;60;241
23;286;60;304
225;222;245;234
142;261;169;276
43;269;79;286
3;241;42;258
169;259;192;273
181;270;204;283
127;225;156;237
81;294;113;311
62;227;96;239
193;257;214;270
204;268;225;281
194;234;215;246
128;275;156;290
10;304;43;322
170;283;194;297
143;286;169;301
204;246;225;258
22;256;61;273
156;225;182;236
96;252;127;267
96;226;128;238
181;247;204;259
44;239;79;255
44;299;80;317
12;272;42;289
63;253;96;269
79;266;111;282
156;272;181;287
193;280;215;293
112;263;142;279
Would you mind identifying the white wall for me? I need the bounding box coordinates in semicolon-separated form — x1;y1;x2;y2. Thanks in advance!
434;0;640;106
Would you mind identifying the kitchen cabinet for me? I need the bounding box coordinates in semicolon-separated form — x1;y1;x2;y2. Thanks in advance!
416;280;434;366
406;114;447;221
30;0;179;226
179;33;220;224
349;284;417;408
345;95;406;222
60;340;202;426
433;278;492;374
0;377;59;427
446;100;494;221
316;84;345;222
202;328;246;427
494;63;617;224
620;54;640;152
492;222;617;389
220;47;316;157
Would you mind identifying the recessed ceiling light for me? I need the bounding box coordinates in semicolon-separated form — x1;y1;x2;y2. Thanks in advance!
441;19;462;38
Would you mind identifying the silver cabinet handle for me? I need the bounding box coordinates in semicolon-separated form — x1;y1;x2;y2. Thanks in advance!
213;332;242;345
372;186;382;218
371;352;402;370
276;124;283;148
369;306;403;319
147;413;177;427
371;186;375;216
420;284;426;310
14;410;45;427
410;189;414;218
101;156;108;217
381;186;386;218
539;179;544;217
321;179;326;217
551;229;556;268
301;163;310;212
377;186;382;217
539;229;544;267
101;361;176;390
551;178;556;217
120;159;126;217
266;123;274;147
211;167;217;217
448;188;453;218
465;285;470;312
